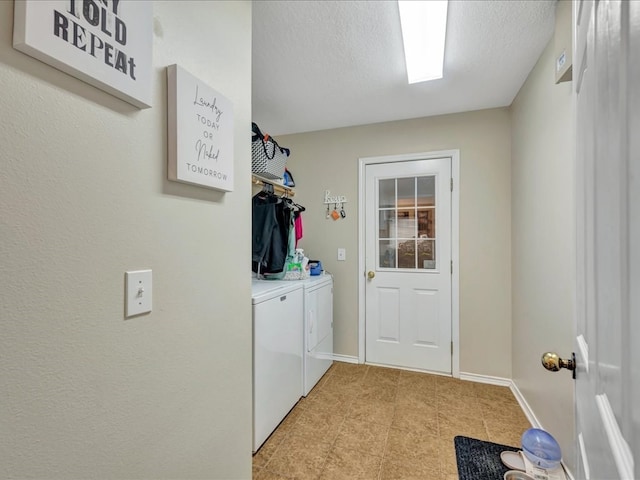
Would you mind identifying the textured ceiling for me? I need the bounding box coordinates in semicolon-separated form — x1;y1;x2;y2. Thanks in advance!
252;0;556;136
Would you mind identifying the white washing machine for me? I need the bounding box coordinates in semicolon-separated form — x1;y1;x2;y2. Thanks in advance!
251;279;303;452
301;274;333;396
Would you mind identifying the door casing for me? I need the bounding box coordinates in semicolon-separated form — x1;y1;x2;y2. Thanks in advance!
358;150;460;377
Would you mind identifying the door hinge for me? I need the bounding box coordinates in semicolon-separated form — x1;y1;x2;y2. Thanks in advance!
450;178;453;192
451;260;453;274
451;341;453;355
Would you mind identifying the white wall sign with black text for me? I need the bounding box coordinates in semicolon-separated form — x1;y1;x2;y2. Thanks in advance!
13;0;153;109
167;64;235;192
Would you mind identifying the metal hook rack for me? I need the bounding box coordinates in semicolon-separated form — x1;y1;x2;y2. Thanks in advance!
323;190;347;205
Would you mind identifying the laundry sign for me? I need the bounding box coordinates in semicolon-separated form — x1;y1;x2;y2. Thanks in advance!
13;0;153;108
167;64;235;192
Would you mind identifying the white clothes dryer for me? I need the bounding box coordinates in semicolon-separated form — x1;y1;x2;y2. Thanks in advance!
301;274;333;396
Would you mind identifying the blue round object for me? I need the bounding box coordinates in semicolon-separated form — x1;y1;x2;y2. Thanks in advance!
521;428;562;469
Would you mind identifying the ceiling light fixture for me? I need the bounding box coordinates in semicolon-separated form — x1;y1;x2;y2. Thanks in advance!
398;0;449;84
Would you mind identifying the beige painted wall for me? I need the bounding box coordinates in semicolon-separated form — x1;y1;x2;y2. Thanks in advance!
511;39;576;470
0;2;252;478
279;108;512;378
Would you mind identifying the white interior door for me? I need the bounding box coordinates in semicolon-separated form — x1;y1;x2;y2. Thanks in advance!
364;157;452;373
573;1;638;478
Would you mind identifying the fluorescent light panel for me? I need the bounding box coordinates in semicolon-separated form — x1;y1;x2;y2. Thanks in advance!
398;0;449;84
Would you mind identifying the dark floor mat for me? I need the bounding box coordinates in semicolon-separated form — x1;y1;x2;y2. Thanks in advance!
454;436;519;480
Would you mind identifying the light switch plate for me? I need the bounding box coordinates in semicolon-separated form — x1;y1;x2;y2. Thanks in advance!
337;248;346;261
125;270;152;317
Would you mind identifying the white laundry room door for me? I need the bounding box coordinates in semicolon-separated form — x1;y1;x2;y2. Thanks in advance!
364;156;452;373
570;1;638;478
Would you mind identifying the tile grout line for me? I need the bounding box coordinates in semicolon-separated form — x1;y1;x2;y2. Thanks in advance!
314;409;348;479
259;412;294;479
314;377;355;480
312;365;365;480
311;366;343;480
379;380;401;480
259;366;341;479
376;411;394;480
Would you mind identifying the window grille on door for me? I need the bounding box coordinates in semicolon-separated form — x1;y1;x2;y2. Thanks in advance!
377;175;436;270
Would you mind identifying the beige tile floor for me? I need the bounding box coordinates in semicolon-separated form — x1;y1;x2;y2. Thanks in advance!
253;362;531;480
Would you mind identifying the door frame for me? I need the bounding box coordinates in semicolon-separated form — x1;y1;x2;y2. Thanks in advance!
357;149;460;377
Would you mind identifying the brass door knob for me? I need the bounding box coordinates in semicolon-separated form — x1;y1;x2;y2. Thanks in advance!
367;271;375;279
541;352;576;379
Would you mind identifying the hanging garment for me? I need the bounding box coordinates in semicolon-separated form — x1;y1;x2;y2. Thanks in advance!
294;212;304;248
252;192;291;275
262;203;297;280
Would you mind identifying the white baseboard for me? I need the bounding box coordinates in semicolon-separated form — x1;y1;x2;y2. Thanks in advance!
509;381;543;429
366;362;451;376
512;381;576;480
459;372;542;429
331;354;359;364
459;371;512;387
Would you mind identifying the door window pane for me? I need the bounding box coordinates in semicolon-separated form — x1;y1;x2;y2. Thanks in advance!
379;179;396;208
417;176;435;206
379;210;395;239
398;240;416;268
397;177;415;207
418;209;436;239
396;209;416;238
379;240;396;268
417;240;436;269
